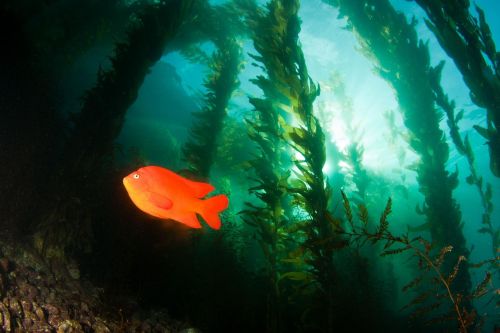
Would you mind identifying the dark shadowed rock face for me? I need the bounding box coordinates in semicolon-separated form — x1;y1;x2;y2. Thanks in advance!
0;237;194;333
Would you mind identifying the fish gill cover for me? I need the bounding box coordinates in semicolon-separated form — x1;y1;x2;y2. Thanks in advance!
0;0;498;332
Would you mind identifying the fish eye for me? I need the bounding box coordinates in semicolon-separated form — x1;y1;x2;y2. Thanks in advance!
133;173;140;179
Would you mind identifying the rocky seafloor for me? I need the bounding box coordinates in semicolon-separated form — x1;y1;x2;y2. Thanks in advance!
0;238;196;332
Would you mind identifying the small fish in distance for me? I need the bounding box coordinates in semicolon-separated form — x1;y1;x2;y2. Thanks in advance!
123;166;229;230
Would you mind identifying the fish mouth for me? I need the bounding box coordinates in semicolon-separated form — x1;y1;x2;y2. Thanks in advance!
123;177;130;189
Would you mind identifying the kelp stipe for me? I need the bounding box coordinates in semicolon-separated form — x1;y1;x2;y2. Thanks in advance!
338;193;499;333
429;62;499;258
414;0;500;178
327;72;370;203
182;37;243;178
239;1;300;331
242;1;346;332
34;0;195;259
325;0;473;305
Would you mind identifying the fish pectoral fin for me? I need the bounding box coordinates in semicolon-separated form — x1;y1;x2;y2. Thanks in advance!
148;192;173;209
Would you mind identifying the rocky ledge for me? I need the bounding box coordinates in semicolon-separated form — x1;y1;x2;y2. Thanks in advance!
0;239;195;333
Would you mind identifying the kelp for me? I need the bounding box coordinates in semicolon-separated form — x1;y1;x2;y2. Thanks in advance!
429;62;499;258
182;37;243;178
239;2;298;331
338;193;499;333
243;1;347;332
325;0;472;301
328;72;369;203
169;0;252;53
2;0;135;76
35;0;195;258
413;0;500;178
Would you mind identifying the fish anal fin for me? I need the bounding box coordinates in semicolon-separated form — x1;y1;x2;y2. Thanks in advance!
182;179;215;198
148;192;173;210
177;214;202;229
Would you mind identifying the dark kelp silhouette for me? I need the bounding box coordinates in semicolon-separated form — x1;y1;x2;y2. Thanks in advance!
413;0;500;178
337;192;498;332
2;0;498;331
239;1;299;331
428;62;498;258
324;0;473;311
182;37;243;178
35;0;195;258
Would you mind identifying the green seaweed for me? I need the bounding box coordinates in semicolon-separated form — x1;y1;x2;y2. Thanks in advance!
327;72;370;203
338;192;499;332
35;0;195;258
413;0;500;178
429;61;499;259
239;1;299;331
242;1;347;332
182;37;243;178
325;0;473;304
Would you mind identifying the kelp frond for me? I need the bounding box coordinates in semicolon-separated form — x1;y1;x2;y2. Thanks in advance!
414;0;500;177
327;72;370;203
183;37;243;178
337;193;499;332
240;2;301;332
247;2;347;332
36;0;195;258
325;0;472;300
429;61;498;258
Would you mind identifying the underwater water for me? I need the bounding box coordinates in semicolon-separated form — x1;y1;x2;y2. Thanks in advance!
1;0;499;332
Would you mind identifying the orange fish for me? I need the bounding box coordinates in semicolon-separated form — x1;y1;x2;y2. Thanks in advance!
123;166;229;230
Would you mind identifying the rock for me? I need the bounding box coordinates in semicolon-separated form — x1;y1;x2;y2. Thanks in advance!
180;328;202;333
42;303;59;317
32;302;46;322
8;297;23;317
0;302;11;332
93;319;111;333
56;319;83;333
20;300;32;313
22;317;34;330
0;258;10;273
48;314;62;327
0;275;4;296
67;264;80;280
0;239;191;332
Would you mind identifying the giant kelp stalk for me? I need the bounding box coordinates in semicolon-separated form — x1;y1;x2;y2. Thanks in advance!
328;72;369;203
240;2;298;332
182;37;243;178
241;82;291;333
245;1;346;332
35;0;195;257
324;0;472;302
180;0;249;179
429;62;498;258
5;0;135;78
168;0;253;53
413;0;500;178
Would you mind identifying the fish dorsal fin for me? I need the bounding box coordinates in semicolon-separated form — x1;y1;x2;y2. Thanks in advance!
181;178;215;198
148;192;173;210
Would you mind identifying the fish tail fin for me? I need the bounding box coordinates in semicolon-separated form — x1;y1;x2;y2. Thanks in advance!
199;194;229;230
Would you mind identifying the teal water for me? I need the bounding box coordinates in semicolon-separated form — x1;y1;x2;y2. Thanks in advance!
1;0;499;332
